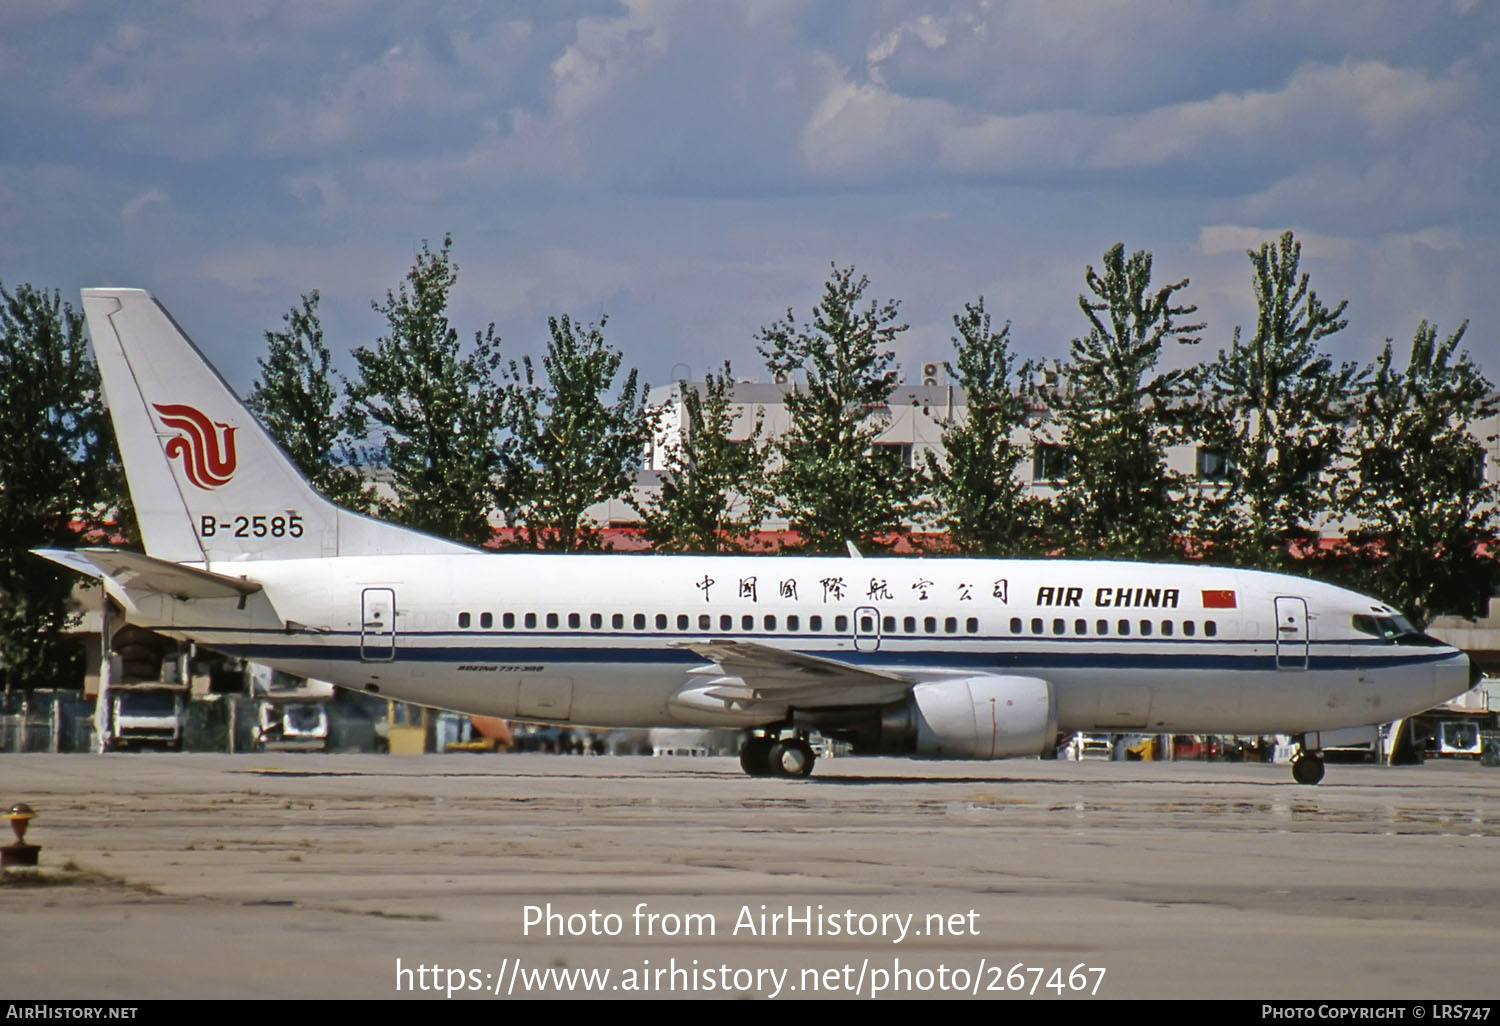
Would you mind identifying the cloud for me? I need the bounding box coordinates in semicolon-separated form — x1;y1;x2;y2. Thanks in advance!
1097;60;1467;167
267;40;476;150
0;0;1495;388
120;187;168;225
198;240;407;302
1197;225;1353;261
796;54;1478;190
283;172;348;217
1242;152;1481;230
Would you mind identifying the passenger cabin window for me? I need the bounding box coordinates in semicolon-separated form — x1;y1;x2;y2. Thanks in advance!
612;613;623;629
546;613;559;629
1160;620;1173;637
966;617;979;634
1117;619;1130;636
1139;620;1152;636
458;612;471;628
945;617;959;634
525;613;537;629
860;614;875;632
1182;620;1195;637
1052;618;1065;635
809;615;823;632
590;613;602;629
677;614;689;630
835;615;848;632
721;614;733;631
883;616;896;633
906;616;918;634
788;615;800;631
699;614;711;630
1204;620;1217;637
480;612;493;629
742;614;754;631
1011;617;1023;634
634;613;646;630
655;614;667;630
1096;619;1108;635
503;613;515;629
568;613;581;629
1031;618;1043;634
764;615;777;631
1074;618;1087;634
926;616;939;634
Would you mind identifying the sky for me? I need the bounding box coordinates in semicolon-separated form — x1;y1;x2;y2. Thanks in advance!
3;0;1497;393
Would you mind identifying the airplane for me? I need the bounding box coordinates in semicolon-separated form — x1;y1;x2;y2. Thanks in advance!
35;288;1481;785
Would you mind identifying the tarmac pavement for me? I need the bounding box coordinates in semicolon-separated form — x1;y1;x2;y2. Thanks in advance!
2;753;1497;1001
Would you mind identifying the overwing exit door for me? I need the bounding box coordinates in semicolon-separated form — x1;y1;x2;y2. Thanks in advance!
853;606;881;652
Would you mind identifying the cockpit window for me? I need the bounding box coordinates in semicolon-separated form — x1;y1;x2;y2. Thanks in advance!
1352;614;1398;640
1352;613;1447;646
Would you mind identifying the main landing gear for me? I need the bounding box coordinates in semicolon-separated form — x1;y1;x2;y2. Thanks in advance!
1290;738;1326;785
740;731;817;778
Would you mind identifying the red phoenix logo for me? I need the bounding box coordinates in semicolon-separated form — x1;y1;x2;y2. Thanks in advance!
152;403;238;489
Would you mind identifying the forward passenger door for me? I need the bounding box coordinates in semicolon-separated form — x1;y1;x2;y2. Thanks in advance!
1274;596;1309;670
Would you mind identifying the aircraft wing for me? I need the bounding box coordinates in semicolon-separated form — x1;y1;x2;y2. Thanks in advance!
671;638;917;706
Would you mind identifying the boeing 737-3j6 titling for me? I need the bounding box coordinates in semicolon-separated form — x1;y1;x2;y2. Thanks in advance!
36;289;1481;784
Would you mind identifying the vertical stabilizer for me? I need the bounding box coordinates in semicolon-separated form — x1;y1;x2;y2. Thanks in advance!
82;288;471;564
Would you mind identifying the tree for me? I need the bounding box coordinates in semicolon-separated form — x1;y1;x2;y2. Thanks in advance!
1196;231;1361;567
502;314;655;551
0;284;123;689
248;291;365;508
636;363;769;552
1049;244;1203;557
757;264;917;552
926;298;1038;554
1341;321;1499;627
344;235;508;546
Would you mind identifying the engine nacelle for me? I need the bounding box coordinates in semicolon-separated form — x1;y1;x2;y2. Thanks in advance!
911;675;1056;758
798;675;1057;760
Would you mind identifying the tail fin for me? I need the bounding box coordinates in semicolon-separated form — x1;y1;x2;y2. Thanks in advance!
82;288;471;564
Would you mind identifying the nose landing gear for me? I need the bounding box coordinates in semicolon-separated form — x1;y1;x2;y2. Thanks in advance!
1291;740;1326;785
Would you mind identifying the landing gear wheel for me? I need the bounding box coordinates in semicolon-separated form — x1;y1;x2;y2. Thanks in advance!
1291;752;1325;785
767;739;816;778
739;738;774;776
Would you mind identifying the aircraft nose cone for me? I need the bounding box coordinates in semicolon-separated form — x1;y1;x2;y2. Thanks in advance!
1432;649;1480;706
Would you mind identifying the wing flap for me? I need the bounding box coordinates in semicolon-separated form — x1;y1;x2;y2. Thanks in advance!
670;638;913;707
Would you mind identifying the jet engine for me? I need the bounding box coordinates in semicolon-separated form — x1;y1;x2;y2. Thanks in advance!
797;674;1057;759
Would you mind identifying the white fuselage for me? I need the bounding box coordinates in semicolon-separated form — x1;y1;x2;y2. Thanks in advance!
147;553;1469;736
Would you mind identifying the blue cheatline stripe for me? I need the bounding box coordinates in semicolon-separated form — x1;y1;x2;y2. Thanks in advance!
192;635;1459;675
167;624;1418;653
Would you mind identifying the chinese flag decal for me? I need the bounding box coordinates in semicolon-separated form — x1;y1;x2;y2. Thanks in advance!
1201;590;1237;609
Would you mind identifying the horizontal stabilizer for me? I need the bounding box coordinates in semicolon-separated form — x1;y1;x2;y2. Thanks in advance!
32;548;262;601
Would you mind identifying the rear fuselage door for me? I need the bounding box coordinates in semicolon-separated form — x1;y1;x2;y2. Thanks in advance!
360;587;396;662
1274;596;1309;670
